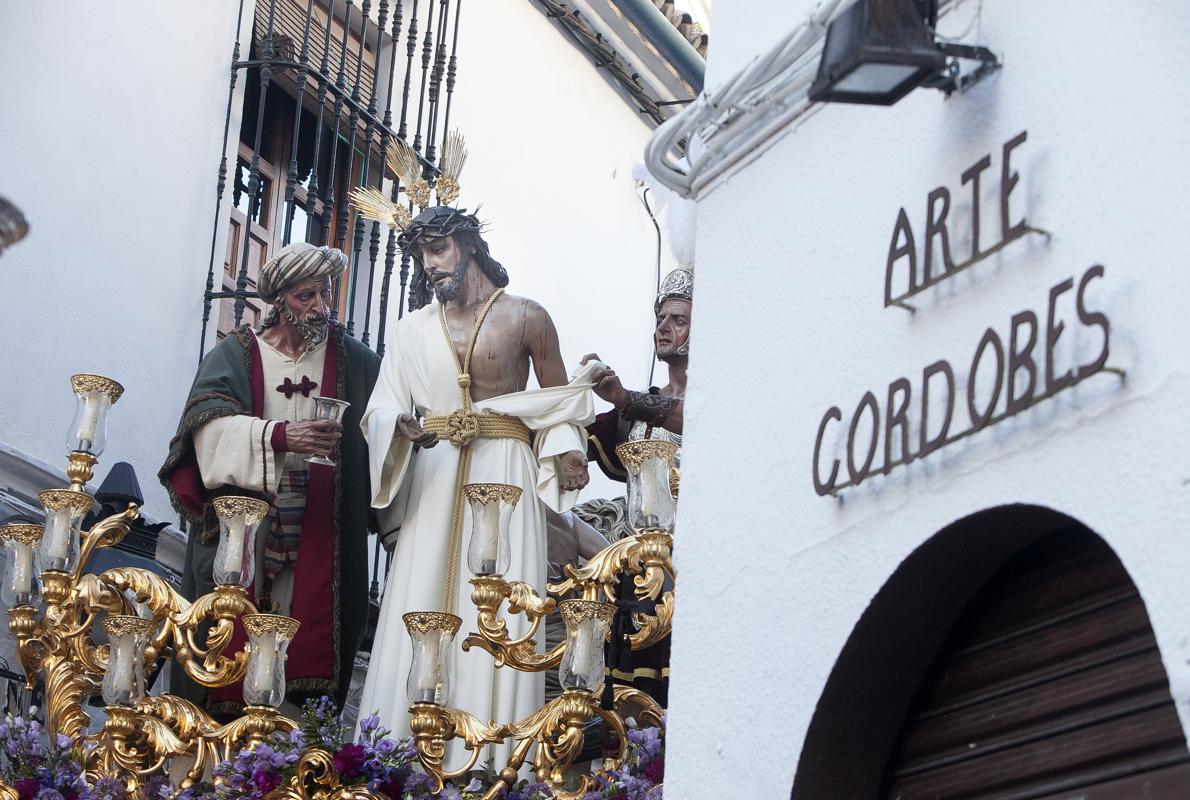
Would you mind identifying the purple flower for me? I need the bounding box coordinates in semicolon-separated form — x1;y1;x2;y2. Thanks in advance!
14;778;40;800
333;742;367;779
251;769;282;795
643;757;664;784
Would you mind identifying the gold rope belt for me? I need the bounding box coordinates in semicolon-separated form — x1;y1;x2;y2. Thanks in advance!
422;411;531;447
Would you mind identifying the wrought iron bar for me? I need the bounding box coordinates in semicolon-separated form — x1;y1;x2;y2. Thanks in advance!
423;0;450;166
437;0;463;163
339;0;373;337
304;0;337;245
411;0;436;159
233;2;280;328
359;0;395;347
373;0;406;359
323;0;355;322
282;0;318;246
198;0;249;362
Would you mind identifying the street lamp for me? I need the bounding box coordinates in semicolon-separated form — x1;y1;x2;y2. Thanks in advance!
809;0;998;105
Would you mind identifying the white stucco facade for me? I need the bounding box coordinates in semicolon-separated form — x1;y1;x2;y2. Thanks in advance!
0;0;661;520
664;2;1190;797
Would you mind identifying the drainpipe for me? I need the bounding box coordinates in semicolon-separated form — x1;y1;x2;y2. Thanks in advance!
613;0;706;92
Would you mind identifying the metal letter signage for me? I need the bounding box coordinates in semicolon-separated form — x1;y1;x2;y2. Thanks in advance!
814;131;1117;496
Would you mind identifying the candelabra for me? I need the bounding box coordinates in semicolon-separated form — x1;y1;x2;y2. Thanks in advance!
0;375;301;798
402;440;677;800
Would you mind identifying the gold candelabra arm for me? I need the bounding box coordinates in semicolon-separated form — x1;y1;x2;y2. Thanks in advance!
547;531;674;604
628;590;675;651
510;689;604;799
43;656;95;741
461;576;559;670
8;606;44;686
269;748;386;800
172;585;256;687
75;504;140;579
408;703;508;791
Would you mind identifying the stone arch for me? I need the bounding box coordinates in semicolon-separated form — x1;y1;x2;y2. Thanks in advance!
791;503;1189;798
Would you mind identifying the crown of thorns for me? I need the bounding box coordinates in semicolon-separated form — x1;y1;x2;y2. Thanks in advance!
397;206;486;250
348;130;468;237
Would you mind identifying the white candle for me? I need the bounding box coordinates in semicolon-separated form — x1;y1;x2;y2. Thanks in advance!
570;617;595;683
11;544;32;595
77;394;103;444
419;643;442;691
640;459;664;522
247;630;277;698
478;502;500;565
219;517;246;579
44;508;72;562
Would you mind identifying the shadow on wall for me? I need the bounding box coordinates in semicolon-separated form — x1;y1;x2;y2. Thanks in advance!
791;503;1190;799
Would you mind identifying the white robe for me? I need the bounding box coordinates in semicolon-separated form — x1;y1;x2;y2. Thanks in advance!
359;304;597;767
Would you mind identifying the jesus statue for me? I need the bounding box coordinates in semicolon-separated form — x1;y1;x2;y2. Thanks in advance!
359;205;597;763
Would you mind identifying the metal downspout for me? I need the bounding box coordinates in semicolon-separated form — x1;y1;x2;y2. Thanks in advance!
613;0;705;92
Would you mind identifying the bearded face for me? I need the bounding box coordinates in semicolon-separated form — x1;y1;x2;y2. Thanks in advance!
273;277;332;350
419;235;472;303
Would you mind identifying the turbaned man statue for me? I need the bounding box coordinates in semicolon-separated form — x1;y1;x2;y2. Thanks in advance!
159;243;380;711
359;206;597;761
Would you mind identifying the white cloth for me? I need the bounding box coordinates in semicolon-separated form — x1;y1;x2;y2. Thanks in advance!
359;304;598;768
193;332;327;610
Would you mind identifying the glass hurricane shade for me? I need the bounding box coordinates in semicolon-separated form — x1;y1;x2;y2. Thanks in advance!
403;612;461;705
67;375;124;456
0;525;42;607
558;599;614;692
211;497;270;587
101;615;155;706
242;614;300;707
464;483;522;577
37;490;92;574
617;440;679;533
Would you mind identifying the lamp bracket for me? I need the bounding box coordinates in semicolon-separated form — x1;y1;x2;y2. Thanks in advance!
925;42;1000;96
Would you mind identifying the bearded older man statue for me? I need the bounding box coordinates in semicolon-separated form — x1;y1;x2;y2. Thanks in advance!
159;242;380;712
360;206;597;762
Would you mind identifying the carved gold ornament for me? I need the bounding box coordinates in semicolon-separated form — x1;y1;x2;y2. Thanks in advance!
39;488;94;513
212;495;270;523
462;483;523;505
69;373;125;402
243;612;300;639
615;439;679;470
100;614;155;638
0;524;43;546
402;611;462;637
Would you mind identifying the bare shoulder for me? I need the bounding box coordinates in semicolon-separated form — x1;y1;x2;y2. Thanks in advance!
499;293;554;327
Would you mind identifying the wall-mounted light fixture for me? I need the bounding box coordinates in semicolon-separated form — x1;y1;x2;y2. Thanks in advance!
808;0;998;106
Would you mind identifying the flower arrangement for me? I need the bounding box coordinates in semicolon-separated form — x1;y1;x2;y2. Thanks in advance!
0;701;663;800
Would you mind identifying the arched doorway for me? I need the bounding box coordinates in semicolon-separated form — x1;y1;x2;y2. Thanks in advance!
792;505;1190;798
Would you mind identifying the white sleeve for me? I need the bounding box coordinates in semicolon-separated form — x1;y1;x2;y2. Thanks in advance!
193;415;284;493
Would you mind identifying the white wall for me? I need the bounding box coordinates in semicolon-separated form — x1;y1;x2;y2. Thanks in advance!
0;1;248;519
391;0;663;501
666;2;1190;797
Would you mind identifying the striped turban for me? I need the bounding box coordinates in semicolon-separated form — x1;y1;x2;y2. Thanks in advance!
257;243;347;302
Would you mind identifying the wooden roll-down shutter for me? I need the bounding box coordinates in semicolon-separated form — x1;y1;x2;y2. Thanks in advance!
884;530;1190;799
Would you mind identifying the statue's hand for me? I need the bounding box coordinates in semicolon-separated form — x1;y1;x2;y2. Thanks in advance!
558;450;590;492
286;419;341;458
588;364;629;408
397;413;438;448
